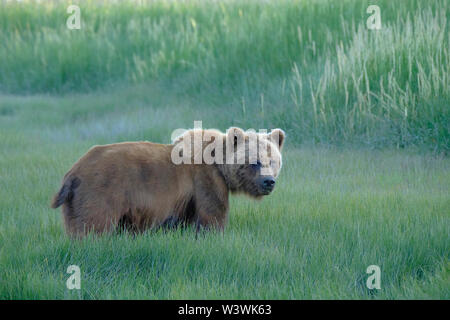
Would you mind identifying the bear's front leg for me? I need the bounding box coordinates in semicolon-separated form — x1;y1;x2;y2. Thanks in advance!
194;209;227;232
192;176;229;232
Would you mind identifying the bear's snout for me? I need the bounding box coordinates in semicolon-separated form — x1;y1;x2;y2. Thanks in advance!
260;176;276;194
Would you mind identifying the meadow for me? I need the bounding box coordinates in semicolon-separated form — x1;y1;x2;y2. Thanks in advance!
0;0;449;299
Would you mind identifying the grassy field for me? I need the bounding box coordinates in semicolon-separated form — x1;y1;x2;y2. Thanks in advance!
0;0;449;150
0;0;449;299
0;87;449;299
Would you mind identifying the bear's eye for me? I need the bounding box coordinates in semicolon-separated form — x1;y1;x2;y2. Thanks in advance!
251;160;261;169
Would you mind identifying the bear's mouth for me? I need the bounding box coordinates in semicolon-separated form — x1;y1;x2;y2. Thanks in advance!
243;182;274;197
259;186;274;195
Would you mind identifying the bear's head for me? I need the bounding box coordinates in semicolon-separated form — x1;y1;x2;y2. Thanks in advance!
171;126;285;198
219;127;285;198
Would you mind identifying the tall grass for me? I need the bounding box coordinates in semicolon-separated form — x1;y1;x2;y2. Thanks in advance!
0;0;448;150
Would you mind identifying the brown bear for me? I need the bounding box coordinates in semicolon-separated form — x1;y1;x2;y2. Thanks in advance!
51;127;285;237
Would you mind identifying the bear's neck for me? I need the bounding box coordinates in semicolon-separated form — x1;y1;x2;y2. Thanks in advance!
215;163;240;193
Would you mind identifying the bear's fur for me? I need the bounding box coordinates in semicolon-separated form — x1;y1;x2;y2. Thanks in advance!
51;127;285;237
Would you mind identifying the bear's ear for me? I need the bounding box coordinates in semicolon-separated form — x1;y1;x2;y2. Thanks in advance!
226;127;246;148
267;128;285;150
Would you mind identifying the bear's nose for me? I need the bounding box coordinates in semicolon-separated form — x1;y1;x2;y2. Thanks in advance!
263;178;275;188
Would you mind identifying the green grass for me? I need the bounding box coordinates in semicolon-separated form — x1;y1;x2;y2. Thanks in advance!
0;0;449;150
0;88;449;299
0;0;449;299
